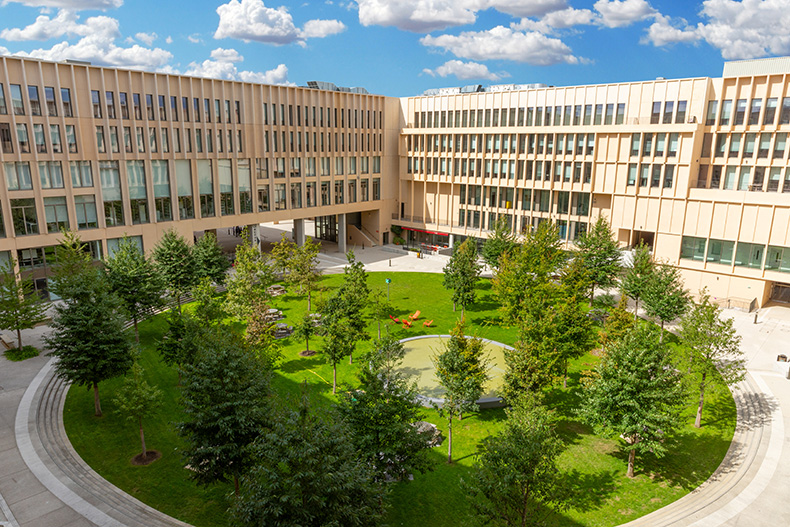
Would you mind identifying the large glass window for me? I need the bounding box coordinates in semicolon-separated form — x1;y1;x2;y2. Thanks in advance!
734;242;764;269
11;198;38;236
10;84;24;115
238;159;252;213
126;160;149;224
100;161;124;227
74;195;98;230
39;161;64;189
70;161;93;187
61;88;73;117
197;160;215;217
16;123;30;153
50;125;62;153
218;159;234;215
5;162;33;190
175;160;194;219
152;160;172;222
44;196;69;233
706;239;735;265
0;84;6;114
766;246;790;273
680;236;706;261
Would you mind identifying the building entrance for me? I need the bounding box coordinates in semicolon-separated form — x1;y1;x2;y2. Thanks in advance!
771;283;790;303
315;215;338;243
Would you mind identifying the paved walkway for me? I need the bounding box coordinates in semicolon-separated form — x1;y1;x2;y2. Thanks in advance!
0;243;787;526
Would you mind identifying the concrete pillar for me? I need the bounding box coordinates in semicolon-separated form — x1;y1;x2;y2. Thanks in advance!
338;213;347;254
247;224;261;250
449;234;455;249
294;218;306;246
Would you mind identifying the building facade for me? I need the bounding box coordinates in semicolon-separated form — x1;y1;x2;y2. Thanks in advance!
2;55;790;307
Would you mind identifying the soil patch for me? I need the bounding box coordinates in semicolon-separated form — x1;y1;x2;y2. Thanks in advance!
299;349;316;357
131;450;162;466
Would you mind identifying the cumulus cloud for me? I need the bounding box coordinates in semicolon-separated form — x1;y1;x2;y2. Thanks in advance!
421;26;580;65
0;10;118;41
185;47;293;85
214;0;345;45
165;36;173;44
593;0;655;28
694;0;790;59
2;0;123;8
422;59;507;81
135;32;157;46
641;14;699;47
187;34;202;43
489;0;569;18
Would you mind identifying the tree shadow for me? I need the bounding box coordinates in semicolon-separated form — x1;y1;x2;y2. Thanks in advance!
560;468;618;512
278;354;325;374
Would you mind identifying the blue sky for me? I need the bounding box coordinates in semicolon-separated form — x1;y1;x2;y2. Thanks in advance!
0;1;788;97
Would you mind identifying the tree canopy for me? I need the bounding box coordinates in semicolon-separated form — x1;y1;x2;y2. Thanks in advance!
481;215;518;271
642;263;690;342
152;229;198;311
0;258;47;349
193;232;230;285
621;241;654;320
442;238;481;316
574;215;622;306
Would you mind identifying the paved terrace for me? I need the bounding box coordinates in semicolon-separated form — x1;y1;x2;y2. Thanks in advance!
0;239;788;526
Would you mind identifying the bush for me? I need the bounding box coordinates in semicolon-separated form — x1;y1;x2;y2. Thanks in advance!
4;345;40;362
393;236;406;245
390;225;403;236
594;293;617;309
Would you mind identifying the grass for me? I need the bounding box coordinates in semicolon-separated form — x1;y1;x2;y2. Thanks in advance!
63;272;737;527
4;344;40;361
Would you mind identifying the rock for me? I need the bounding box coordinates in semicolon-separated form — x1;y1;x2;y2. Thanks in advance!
413;421;443;447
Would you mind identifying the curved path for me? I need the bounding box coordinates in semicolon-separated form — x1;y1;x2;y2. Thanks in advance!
0;245;788;526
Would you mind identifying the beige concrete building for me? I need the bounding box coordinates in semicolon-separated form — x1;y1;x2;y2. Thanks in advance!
2;55;790;308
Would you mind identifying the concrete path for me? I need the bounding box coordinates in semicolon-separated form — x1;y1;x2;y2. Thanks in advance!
0;242;787;526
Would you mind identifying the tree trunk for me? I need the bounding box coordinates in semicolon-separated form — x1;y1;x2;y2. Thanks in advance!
332;364;337;394
627;449;636;478
139;416;147;459
589;284;595;307
461;305;465;319
349;350;353;364
447;415;453;464
93;382;102;417
305;335;310;353
453;301;456;312
307;290;312;312
234;475;240;497
16;327;22;349
176;293;182;314
659;320;665;344
695;373;707;428
133;314;140;344
633;298;639;321
377;320;381;339
563;361;568;389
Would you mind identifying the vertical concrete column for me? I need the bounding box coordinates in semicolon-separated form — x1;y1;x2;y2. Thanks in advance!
449;234;455;249
247;224;261;250
338;213;347;254
293;218;306;246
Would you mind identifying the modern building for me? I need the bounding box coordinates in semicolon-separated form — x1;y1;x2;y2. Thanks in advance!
2;54;790;308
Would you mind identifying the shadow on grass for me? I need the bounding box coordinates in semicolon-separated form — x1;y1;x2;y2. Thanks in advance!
278;354;325;373
560;468;618;512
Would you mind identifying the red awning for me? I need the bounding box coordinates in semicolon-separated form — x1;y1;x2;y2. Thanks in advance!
401;227;449;237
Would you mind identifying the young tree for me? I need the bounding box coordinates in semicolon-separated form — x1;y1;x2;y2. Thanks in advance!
552;297;597;388
191;277;225;325
464;395;569;527
337;336;432;483
621;241;654;320
47;236;133;416
680;289;745;428
113;362;163;461
0;259;47;349
433;321;489;463
244;298;281;370
575;215;622;306
642;263;690;343
442;238;481;317
368;290;395;339
601;294;634;351
224;232;274;320
177;331;270;495
193;231;230;285
232;396;385;527
321;318;355;394
481;215;518;271
493;221;565;324
292;311;318;355
579;325;685;478
270;232;295;280
152;229;198;312
50;230;95;301
157;312;202;380
105;236;165;342
288;236;322;311
323;252;370;363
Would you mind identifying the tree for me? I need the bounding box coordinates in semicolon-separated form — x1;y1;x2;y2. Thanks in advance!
551;297;597;388
680;289;745;428
322;252;370;364
337;336;432;483
493;221;566;325
575;215;622;306
191;277;225;325
642;263;690;343
244;298;282;370
232;396;385;527
0;259;47;349
442;238;481;317
152;229;198;312
46;235;133;416
464;395;568;527
368;290;395;339
321;318;355;394
482;215;518;271
292;311;318;355
193;231;230;285
113;362;163;461
105;236;165;342
224;231;274;320
50;230;95;301
579;325;685;478
157;312;202;380
288;236;322;311
433;321;489;463
621;241;654;320
177;331;269;495
601;294;634;351
270;232;295;280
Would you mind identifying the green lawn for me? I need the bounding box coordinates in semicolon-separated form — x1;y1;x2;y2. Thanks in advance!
63;272;737;527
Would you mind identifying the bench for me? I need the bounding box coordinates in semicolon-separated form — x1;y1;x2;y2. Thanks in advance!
0;334;16;350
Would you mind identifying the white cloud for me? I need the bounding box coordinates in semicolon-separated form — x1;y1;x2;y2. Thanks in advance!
214;0;345;45
0;10;119;41
356;0;479;32
694;0;790;59
135;32;157;46
0;46;9;55
641;14;699;47
185;48;293;86
165;36;173;44
2;0;123;8
300;19;346;38
422;59;507;81
542;7;596;28
593;0;656;28
187;34;202;43
488;0;568;18
420;26;580;65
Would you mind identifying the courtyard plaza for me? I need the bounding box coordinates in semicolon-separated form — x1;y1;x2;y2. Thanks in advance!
0;232;788;526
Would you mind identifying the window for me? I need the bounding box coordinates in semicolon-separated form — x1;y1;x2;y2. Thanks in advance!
70;161;93;187
194;98;200;122
11;199;38;236
663;165;675;188
594;104;603;125
705;100;718;125
16;124;30;153
642;133;653;156
781;98;790;124
126;160;149;224
33;123;46;153
668;133;679;157
734;99;747;125
651;165;662;187
238;159;252;213
120;92;129;119
274;183;287;210
171;96;178;121
627;163;637;186
106;91;116;119
616;103;626;124
123;126;132;153
61;88;72;117
734;242;764;269
0;123;12;153
766;246;790;273
197;160;215;217
719;99;732;125
96;126;106;153
50;125;62;154
10;84;24;115
680;236;706;261
764;98;777;125
334;180;344;204
152;160;172;222
0;84;6;114
146;94;154;120
39;161;64;188
44;197;69;233
45;87;57;116
4;162;32;190
774;132;786;159
373;177;381;200
604;103;614;125
149;127;157;152
748;98;762;125
100;161;124;227
136;127;145;153
28;86;41;116
729;133;741;157
174;160;194;219
92;90;102;118
706;239;735;265
676;100;687;123
158;95;166;120
218;159;234;215
651;102;661;124
109;126;119;153
663;101;674;124
74;195;98;230
133;93;142;120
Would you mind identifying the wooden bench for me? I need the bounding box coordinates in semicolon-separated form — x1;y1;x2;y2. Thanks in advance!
0;334;16;350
